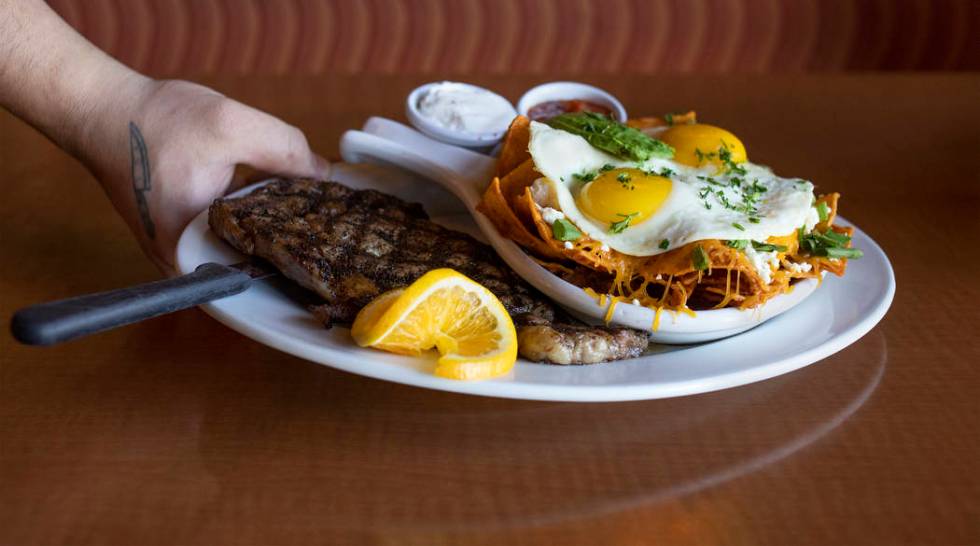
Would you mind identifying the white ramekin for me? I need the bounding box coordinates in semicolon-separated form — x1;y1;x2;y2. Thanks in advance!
406;82;517;148
516;81;627;122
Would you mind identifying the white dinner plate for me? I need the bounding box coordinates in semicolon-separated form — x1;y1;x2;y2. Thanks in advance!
176;163;895;402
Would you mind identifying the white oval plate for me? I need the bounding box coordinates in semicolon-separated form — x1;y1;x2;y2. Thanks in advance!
176;163;895;402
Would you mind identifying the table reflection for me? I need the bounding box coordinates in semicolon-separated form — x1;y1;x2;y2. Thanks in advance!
172;327;886;534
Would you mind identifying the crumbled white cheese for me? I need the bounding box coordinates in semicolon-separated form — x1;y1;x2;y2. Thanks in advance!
784;261;812;274
540;207;565;224
655;274;663;281
600;244;610;252
631;299;641;306
743;245;780;285
563;241;574;249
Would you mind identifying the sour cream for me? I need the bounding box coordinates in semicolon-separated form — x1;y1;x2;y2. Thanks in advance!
417;82;516;135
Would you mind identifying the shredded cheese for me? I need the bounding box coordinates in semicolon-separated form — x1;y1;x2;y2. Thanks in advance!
583;287;600;301
652;306;664;331
603;298;619;324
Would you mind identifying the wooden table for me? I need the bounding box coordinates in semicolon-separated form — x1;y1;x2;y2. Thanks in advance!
2;74;978;546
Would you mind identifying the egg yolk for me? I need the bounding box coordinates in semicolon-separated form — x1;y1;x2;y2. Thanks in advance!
659;123;748;168
576;168;672;226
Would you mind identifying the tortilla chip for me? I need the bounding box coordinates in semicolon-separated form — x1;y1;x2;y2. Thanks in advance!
476;177;564;260
496;116;532;177
627;111;697;131
815;192;840;232
498;158;540;224
521;187;620;273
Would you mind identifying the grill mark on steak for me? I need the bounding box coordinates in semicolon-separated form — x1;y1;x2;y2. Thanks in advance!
208;178;648;364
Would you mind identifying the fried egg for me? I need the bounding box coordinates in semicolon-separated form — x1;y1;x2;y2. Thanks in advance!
527;121;819;257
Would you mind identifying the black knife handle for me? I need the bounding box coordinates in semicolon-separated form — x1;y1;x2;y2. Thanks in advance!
10;263;253;346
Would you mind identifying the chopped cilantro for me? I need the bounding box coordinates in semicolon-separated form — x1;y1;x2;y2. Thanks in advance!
551;218;581;241
817;201;830;222
798;226;863;259
615;171;635;189
694;140;747;174
751;241;788;253
725;239;749;250
609;212;639;234
659;239;670;250
692;245;710;271
822;230;851;245
749;217;760;223
726;160;747;177
694;148;713;164
823;247;864;259
719;141;747;176
718;144;732;163
732;222;745;231
601;163;616;171
573;171;596;182
664;113;674;126
717;192;734;208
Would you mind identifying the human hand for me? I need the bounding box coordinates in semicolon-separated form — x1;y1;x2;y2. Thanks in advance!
81;79;330;274
1;2;329;275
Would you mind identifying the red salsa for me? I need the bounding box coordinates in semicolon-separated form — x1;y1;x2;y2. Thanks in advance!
527;99;613;121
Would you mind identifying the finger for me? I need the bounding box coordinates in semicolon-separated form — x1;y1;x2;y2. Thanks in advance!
229;164;267;191
230;106;330;180
312;153;331;179
228;156;330;193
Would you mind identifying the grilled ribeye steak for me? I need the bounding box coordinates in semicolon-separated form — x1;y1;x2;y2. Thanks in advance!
208;178;647;364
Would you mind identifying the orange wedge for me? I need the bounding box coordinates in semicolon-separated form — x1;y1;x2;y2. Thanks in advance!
351;269;518;380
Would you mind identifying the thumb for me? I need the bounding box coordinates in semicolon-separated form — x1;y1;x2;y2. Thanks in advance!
233;108;331;180
311;153;331;179
229;154;330;191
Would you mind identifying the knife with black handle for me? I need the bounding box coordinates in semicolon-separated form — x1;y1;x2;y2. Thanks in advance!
10;261;276;346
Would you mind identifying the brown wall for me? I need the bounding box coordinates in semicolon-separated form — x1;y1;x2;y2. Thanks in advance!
50;0;979;76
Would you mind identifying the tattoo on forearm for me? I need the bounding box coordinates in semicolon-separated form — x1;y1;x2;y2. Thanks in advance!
129;121;155;239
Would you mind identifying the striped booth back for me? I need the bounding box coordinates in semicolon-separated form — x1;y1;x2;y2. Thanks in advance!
50;0;979;75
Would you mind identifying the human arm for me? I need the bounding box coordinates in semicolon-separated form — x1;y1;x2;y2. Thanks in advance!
0;0;329;273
